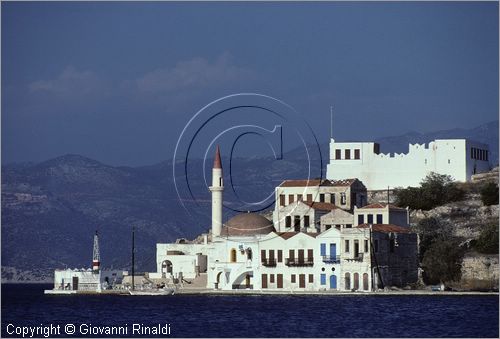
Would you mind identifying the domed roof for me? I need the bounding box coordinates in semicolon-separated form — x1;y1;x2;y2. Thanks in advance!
221;213;275;236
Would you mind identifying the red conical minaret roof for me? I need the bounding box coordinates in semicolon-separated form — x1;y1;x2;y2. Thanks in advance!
213;145;222;169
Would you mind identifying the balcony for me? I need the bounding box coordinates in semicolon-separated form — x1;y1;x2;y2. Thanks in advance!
261;259;277;267
322;255;341;264
345;253;364;261
285;258;314;267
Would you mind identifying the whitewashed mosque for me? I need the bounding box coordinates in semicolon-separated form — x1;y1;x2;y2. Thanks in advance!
148;137;490;292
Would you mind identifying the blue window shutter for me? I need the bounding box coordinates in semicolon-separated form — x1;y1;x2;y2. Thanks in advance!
320;274;326;285
320;243;326;256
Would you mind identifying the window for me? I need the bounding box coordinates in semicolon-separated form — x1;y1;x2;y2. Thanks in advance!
354;240;359;257
291;274;296;283
376;214;383;224
364;240;369;253
345;149;351;160
279;194;285;206
320;274;326;285
289;249;295;260
270;274;275;283
363;273;369;291
345;224;352;228
269;250;275;261
354;149;360;159
319;193;325;202
288;194;294;204
297;194;303;201
285;216;291;228
277;250;283;263
448;159;451;164
304;216;310;228
335;149;341;159
320;243;326;256
367;214;373;224
358;214;365;225
230;249;237;262
330;193;335;204
374;239;379;253
294;216;301;231
390;238;395;253
345;240;350;252
309;274;314;283
345;273;351;290
340;193;346;205
261;250;266;263
307;249;313;261
306;194;313;203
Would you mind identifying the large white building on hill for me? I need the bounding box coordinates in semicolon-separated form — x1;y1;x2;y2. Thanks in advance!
326;139;491;191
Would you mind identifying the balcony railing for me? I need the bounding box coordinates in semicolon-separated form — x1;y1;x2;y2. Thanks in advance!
285;258;314;267
261;259;277;267
322;255;341;264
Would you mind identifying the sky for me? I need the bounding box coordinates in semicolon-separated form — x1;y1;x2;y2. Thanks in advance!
2;1;498;166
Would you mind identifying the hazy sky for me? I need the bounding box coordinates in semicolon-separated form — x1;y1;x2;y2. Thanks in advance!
2;1;498;166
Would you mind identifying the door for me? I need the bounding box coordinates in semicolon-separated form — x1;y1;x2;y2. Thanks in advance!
261;274;268;289
277;274;283;288
245;274;251;288
299;274;306;288
330;275;337;289
72;276;78;290
330;243;336;260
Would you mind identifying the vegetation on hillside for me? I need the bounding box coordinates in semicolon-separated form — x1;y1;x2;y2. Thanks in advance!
480;182;499;206
472;223;499;254
394;173;465;210
415;217;465;284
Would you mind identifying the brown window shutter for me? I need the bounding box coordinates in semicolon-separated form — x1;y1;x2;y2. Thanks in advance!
309;274;314;283
262;274;268;289
291;274;296;283
277;250;283;263
277;274;283;288
299;274;306;288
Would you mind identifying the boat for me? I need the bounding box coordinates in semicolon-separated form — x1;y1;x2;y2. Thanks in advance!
128;287;175;296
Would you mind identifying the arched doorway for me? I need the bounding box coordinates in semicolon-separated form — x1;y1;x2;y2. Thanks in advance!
161;260;173;278
363;273;369;291
345;273;351;290
329;275;337;289
230;249;237;263
353;273;359;290
215;271;223;289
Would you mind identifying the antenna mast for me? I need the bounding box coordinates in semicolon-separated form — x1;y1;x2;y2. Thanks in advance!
131;227;135;291
330;106;334;139
92;231;100;273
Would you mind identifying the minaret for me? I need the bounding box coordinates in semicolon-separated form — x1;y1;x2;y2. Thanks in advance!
209;145;224;237
92;230;100;272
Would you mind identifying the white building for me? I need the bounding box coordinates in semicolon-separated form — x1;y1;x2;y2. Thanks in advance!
149;147;418;292
326;139;491;191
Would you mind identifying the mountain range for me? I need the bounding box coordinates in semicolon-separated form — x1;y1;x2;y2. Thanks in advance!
2;120;498;281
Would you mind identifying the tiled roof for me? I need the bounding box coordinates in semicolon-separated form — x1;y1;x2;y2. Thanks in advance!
279;178;360;187
356;223;411;233
275;232;319;239
279;179;329;187
304;201;338;211
359;203;405;210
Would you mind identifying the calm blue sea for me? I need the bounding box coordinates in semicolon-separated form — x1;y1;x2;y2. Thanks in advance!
1;284;498;338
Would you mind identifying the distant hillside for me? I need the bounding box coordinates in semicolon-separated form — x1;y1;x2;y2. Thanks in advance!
2;120;497;282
